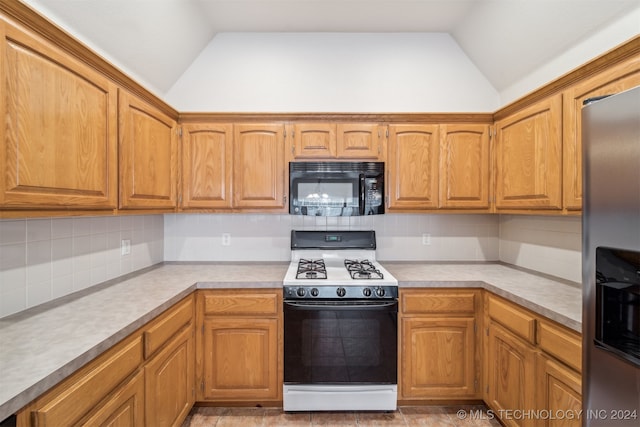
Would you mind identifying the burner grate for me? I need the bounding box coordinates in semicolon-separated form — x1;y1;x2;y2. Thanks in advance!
344;259;384;280
296;258;327;280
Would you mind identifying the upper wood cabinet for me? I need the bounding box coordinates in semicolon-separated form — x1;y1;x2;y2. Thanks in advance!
0;19;118;209
439;124;490;209
233;124;286;210
119;90;178;209
494;94;563;211
181;123;233;209
387;124;440;210
289;123;382;160
290;123;336;158
562;56;640;211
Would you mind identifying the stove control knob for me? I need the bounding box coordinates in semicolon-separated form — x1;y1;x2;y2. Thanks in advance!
336;287;346;297
296;288;306;297
362;288;372;297
375;287;386;297
311;288;319;297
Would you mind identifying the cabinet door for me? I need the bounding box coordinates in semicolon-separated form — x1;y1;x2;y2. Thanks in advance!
536;354;582;427
336;123;382;159
145;326;195;427
439;124;490;209
181;123;233;209
119;90;178;209
563;56;640;211
0;20;117;209
233;124;285;209
487;322;537;427
387;124;439;209
291;123;336;158
201;317;279;401
495;94;562;210
79;370;145;427
400;317;477;398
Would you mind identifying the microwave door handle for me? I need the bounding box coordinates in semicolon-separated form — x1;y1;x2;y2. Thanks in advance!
359;174;366;215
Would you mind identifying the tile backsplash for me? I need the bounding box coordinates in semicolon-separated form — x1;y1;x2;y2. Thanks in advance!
163;213;500;262
0;212;581;318
0;215;163;318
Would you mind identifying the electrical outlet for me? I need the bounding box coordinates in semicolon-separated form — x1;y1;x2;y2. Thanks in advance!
221;233;231;246
121;239;131;255
422;233;431;245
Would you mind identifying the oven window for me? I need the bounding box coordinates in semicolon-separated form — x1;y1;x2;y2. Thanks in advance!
595;247;640;366
284;304;397;384
293;180;358;209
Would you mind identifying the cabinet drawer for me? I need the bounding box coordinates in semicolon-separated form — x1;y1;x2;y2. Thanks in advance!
32;336;143;427
202;290;280;316
488;296;536;344
537;320;582;372
401;290;477;314
144;295;194;359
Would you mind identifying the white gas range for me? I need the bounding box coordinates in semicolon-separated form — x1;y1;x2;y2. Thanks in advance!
282;230;398;412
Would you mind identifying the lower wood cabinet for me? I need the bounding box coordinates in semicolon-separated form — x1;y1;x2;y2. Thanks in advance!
484;293;582;427
145;325;195;427
196;289;282;403
486;321;537;427
399;289;481;400
15;295;195;427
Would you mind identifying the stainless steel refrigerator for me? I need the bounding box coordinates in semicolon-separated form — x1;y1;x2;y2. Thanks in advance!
583;85;640;426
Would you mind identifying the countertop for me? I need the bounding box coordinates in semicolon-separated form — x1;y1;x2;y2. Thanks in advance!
0;261;581;421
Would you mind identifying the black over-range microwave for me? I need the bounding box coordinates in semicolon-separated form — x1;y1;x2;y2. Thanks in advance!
289;161;384;216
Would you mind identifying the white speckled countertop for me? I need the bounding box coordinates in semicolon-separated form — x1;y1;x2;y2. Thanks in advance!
0;261;581;421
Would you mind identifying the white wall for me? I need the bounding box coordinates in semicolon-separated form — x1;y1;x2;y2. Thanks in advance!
165;32;500;112
0;215;163;318
499;7;640;105
499;215;582;283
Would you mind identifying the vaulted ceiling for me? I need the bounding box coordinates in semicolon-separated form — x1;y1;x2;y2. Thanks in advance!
22;0;640;95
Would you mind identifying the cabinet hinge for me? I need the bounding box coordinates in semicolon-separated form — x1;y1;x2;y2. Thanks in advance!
474;379;478;392
178;127;183;137
386;129;389;137
291;145;295;154
200;380;204;393
284;195;287;205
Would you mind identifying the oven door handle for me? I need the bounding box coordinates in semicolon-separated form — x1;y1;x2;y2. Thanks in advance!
284;300;397;312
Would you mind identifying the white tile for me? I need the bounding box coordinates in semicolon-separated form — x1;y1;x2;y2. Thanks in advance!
0;267;26;293
90;265;107;285
73;217;92;236
105;262;121;281
120;215;133;231
26;218;51;242
26;279;51;308
27;240;51;266
52;275;73;299
90;217;108;235
73;269;91;291
51;218;73;239
0;286;27;318
0;219;26;244
72;235;92;271
0;243;26;270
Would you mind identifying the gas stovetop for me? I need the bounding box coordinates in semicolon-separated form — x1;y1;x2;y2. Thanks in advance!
283;230;397;300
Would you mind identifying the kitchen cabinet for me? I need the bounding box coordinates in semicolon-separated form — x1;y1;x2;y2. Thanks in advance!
288;123;382;160
119;89;178;210
494;94;562;211
197;289;282;403
0;18;118;210
16;335;144;426
143;295;195;427
15;295;195;427
233;124;286;210
180;123;233;209
387;124;440;210
399;289;481;400
439;124;491;209
562;55;640;211
484;293;583;427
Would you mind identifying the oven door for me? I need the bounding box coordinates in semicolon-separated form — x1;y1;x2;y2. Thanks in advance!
289;172;362;216
283;299;397;385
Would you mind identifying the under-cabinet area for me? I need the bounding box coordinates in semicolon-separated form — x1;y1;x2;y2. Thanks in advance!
1;263;582;427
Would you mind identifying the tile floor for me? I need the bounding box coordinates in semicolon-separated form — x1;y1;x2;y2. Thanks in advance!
182;405;503;427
